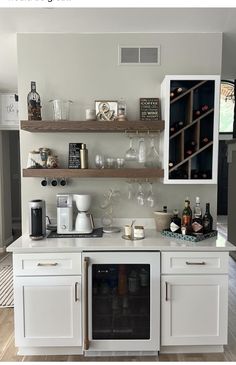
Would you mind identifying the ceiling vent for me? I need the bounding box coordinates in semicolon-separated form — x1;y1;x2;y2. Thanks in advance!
119;46;160;65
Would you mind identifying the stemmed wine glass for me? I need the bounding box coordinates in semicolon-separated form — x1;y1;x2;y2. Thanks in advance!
146;182;155;207
136;183;145;206
145;136;161;168
125;136;137;161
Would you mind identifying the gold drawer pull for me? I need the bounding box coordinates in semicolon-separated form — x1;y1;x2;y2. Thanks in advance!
37;262;58;267
186;261;206;265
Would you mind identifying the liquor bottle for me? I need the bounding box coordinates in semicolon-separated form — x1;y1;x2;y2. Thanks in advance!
170;209;181;233
192;197;203;234
202;203;213;233
182;197;192;233
27;81;42;120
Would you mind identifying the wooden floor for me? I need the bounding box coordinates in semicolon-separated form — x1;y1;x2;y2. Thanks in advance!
1;257;236;362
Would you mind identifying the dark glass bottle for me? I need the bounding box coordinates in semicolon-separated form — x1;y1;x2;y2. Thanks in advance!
170;209;181;233
202;203;213;233
27;81;42;120
192;197;203;234
182;197;192;233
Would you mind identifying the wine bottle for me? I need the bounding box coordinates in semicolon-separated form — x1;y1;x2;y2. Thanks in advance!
202;203;213;233
185;140;196;157
27;81;42;121
169;161;175;168
192;197;203;234
192;170;199;179
170;209;181;233
193;110;201;118
170;87;183;99
177;120;184;130
201;137;209;146
201;104;209;113
182;197;192;233
170;123;177;135
200;171;208;179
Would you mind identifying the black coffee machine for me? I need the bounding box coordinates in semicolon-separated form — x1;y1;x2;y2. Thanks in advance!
29;200;46;240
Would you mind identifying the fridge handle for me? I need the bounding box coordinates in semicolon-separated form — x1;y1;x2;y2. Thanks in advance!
84;257;90;350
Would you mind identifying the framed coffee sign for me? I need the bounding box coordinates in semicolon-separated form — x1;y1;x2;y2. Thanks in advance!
140;98;160;120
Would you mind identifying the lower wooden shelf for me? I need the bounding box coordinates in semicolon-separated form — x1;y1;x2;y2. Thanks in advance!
22;168;164;179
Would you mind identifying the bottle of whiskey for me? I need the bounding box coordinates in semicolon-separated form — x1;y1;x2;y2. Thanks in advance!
192;197;203;234
170;209;181;233
182;197;192;233
27;81;42;120
202;203;213;233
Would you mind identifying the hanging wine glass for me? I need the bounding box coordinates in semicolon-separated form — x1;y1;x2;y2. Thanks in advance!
125;136;137;161
145;136;161;168
136;183;145;206
146;182;155;208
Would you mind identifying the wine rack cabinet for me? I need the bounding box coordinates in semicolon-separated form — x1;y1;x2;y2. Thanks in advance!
161;75;220;184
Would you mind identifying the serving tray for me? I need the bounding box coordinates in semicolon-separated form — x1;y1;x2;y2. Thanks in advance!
161;229;218;242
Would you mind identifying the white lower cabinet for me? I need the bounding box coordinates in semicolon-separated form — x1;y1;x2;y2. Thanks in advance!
161;274;228;346
14;275;82;347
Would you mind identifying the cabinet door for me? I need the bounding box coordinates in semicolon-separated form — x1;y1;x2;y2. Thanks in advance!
14;276;82;347
161;275;228;346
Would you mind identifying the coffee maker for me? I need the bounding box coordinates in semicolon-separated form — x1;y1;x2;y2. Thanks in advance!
29;200;46;240
57;194;94;234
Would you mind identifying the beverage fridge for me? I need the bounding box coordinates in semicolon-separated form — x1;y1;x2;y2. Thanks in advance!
82;251;160;353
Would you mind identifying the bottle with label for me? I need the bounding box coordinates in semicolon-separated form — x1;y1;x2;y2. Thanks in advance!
170;209;181;233
182;197;192;233
27;81;42;120
80;143;88;169
192;197;203;234
202;203;213;233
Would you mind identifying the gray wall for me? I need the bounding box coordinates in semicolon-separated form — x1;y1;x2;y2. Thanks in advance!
17;33;222;233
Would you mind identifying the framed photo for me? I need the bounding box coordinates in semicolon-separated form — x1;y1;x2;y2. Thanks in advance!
95;100;118;121
140;98;160;120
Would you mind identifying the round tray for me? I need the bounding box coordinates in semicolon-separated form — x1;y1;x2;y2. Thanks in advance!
122;235;144;241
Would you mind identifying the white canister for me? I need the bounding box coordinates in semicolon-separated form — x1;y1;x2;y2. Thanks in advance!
133;225;145;239
85;109;96;121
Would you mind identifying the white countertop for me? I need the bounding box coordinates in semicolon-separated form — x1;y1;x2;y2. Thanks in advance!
7;230;236;253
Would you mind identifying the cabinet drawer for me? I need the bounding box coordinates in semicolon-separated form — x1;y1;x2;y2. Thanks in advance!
13;253;81;276
161;252;228;274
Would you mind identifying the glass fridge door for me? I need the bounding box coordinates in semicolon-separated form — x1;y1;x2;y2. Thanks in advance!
92;263;150;340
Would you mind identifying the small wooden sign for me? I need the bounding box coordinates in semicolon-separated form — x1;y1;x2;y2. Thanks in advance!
140;98;160;120
68;143;82;169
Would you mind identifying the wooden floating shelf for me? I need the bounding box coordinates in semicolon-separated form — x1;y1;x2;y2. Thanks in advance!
23;168;164;179
21;120;165;133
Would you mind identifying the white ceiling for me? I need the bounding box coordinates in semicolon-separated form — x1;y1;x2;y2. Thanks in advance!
1;8;236;91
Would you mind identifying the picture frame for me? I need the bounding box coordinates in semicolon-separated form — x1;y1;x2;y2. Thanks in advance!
95;100;118;121
140;98;160;121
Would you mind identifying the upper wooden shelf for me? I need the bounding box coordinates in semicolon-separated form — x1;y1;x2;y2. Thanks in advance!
21;120;165;133
23;168;164;179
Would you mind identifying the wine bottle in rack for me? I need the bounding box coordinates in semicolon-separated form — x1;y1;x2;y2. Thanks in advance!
201;104;209;113
177;120;185;130
193;109;201;119
201;137;210;147
170;87;183;99
185;140;196;157
170;124;176;135
169;161;175;168
192;170;199;179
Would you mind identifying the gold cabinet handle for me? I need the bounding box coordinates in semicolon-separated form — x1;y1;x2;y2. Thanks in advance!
37;262;58;267
75;282;79;302
186;261;206;265
84;257;89;350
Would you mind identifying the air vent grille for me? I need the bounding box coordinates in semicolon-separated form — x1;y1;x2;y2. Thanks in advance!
119;46;160;65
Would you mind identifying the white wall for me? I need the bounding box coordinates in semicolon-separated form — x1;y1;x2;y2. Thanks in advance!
17;33;222;233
